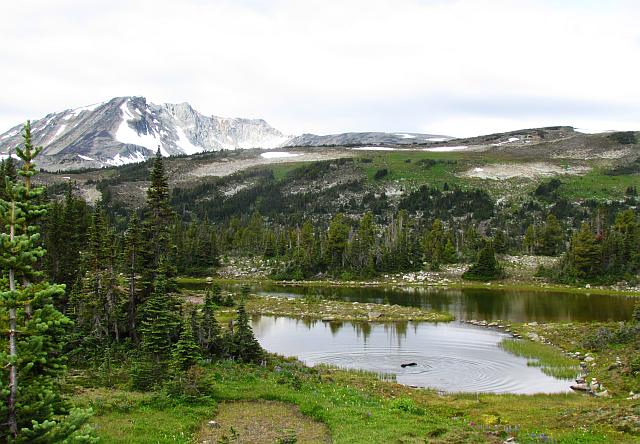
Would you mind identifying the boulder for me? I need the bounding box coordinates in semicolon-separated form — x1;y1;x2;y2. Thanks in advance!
570;383;589;392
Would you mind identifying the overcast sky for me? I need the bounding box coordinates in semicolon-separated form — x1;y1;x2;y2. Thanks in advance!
1;0;640;137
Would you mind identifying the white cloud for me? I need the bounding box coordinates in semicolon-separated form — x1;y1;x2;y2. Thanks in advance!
0;0;639;138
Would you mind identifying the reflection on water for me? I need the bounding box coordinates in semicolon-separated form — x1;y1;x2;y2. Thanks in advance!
252;315;573;394
255;284;634;322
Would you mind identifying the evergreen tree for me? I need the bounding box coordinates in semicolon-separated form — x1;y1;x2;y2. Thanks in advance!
123;214;142;342
0;122;94;441
463;242;503;281
540;214;564;256
73;204;123;342
200;289;223;358
493;229;508;254
141;148;175;298
229;303;263;363
170;316;202;371
563;223;601;280
325;213;350;272
139;264;180;363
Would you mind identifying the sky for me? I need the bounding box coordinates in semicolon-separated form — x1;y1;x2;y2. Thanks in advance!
1;0;640;138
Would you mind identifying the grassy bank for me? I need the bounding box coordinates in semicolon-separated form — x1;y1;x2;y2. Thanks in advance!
512;321;640;398
244;294;454;322
500;339;581;379
70;358;639;443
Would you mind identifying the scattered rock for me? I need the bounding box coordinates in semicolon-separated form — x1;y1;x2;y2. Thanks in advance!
570;383;589;392
207;420;219;428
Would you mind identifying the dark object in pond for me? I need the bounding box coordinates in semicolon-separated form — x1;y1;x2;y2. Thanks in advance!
401;362;418;368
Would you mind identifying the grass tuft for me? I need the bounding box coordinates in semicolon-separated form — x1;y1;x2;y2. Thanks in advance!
500;339;580;380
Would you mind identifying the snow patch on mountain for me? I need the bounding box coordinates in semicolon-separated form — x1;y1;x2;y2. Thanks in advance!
105;151;147;166
175;127;203;155
260;151;300;159
115;101;167;155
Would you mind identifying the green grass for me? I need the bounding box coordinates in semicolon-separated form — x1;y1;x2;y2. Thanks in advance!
268;162;311;182
359;151;465;187
71;360;638;443
74;389;214;444
558;168;639;200
500;338;581;379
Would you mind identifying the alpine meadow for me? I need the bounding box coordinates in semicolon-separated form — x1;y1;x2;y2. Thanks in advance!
2;1;640;443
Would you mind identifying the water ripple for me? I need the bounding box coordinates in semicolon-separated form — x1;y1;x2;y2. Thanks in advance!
254;317;572;394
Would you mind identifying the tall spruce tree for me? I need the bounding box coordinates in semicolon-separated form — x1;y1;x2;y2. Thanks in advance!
123;214;142;342
139;262;180;363
141;148;175;298
0;122;95;441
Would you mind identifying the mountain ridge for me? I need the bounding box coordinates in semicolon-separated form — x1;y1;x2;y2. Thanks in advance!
0;96;451;170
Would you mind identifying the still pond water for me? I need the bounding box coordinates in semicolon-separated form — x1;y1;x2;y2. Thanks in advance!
219;283;633;393
252;315;572;394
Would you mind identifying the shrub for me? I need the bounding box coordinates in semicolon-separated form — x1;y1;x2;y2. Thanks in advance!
390;397;425;415
164;366;213;403
373;168;388;180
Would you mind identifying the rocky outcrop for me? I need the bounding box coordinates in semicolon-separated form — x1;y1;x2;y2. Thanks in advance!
284;131;451;147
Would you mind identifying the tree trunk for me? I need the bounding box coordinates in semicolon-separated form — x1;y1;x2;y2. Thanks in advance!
129;248;138;343
8;203;18;437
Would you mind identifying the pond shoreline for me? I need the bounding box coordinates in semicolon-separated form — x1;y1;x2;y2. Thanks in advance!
178;276;640;297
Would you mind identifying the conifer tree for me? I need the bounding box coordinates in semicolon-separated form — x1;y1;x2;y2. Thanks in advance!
74;204;123;342
325;213;350;272
0;122;94;441
141;148;175;298
229;303;263;363
541;213;564;256
139;262;180;363
200;289;223;358
563;223;601;279
463;242;503;281
170;316;202;371
123;214;142;341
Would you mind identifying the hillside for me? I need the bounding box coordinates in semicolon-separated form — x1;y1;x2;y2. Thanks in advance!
37;127;639;214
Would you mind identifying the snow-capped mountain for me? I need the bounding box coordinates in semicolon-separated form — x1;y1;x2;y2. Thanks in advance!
0;96;452;170
0;96;290;169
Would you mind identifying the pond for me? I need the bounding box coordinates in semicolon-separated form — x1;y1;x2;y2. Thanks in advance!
252;315;574;394
254;283;635;322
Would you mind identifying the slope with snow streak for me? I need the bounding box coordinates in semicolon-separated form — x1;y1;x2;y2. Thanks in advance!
115;101;167;156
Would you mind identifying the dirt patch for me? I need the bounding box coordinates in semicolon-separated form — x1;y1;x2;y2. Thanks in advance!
460;162;590;180
195;400;331;444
